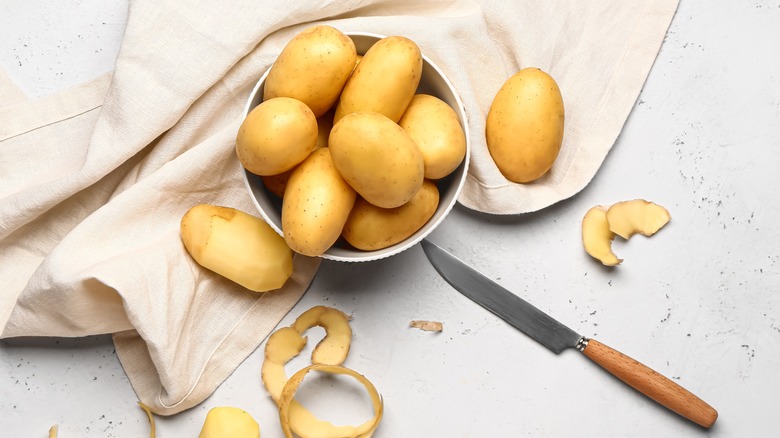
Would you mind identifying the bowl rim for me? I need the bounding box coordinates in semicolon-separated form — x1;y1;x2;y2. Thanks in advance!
240;31;471;262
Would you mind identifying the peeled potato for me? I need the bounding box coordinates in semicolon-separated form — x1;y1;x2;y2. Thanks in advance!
180;204;293;292
199;407;261;438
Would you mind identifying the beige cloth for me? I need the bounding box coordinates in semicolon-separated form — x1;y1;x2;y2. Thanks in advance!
0;0;678;415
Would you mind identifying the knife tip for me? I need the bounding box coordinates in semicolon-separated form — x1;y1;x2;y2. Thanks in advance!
420;239;436;253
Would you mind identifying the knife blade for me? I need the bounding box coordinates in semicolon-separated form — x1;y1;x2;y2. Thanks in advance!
421;239;718;428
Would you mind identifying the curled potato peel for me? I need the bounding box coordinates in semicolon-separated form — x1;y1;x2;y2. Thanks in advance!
262;327;308;404
582;205;622;266
262;306;382;438
279;364;383;438
606;199;671;239
582;199;670;266
133;402;157;438
291;306;352;365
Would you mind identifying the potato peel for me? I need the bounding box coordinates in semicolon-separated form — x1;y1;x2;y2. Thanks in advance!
262;306;381;438
409;320;443;332
262;327;308;403
138;402;156;438
278;364;383;438
606;199;670;239
291;306;352;365
581;205;622;266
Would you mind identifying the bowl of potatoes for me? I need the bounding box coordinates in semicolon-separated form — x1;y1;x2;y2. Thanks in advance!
239;27;470;262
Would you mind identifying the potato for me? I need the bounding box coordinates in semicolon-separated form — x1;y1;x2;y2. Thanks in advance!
334;36;422;123
180;204;293;292
236;97;317;176
261;110;334;198
329;112;424;209
199;407;260;438
485;67;565;183
263;25;357;117
261;169;293;198
282;148;356;256
343;180;439;250
315;109;335;149
399;94;466;179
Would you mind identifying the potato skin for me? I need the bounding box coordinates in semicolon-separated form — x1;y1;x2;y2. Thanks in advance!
334;36;422;123
236;97;318;176
329;111;424;209
263;25;357;117
343;180;439;251
282;148;356;256
399;94;466;180
485;68;565;183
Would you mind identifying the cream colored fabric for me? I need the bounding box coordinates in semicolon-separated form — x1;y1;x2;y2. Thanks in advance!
0;0;678;415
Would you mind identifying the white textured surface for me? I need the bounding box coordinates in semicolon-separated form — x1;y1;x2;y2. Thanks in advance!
2;1;779;436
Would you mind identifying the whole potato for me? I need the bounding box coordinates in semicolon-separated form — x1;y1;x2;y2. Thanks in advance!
236;97;317;176
343;180;440;251
282;148;357;256
334;36;422;123
264;25;357;117
485;68;565;183
399;94;466;180
261;110;333;198
315;109;335;149
329;111;424;209
261;168;293;198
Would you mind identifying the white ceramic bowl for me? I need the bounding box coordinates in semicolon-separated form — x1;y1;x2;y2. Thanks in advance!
241;32;470;262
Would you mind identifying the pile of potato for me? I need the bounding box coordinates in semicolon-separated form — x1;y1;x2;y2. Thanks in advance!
236;26;467;257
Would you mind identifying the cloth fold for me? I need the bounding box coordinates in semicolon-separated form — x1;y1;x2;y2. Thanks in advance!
0;0;678;415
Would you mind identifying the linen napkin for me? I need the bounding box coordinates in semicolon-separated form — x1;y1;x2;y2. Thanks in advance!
0;0;679;415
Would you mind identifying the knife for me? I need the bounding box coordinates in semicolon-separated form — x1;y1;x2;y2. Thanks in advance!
421;239;718;428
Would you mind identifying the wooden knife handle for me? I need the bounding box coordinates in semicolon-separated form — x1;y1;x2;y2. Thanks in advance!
580;338;718;428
